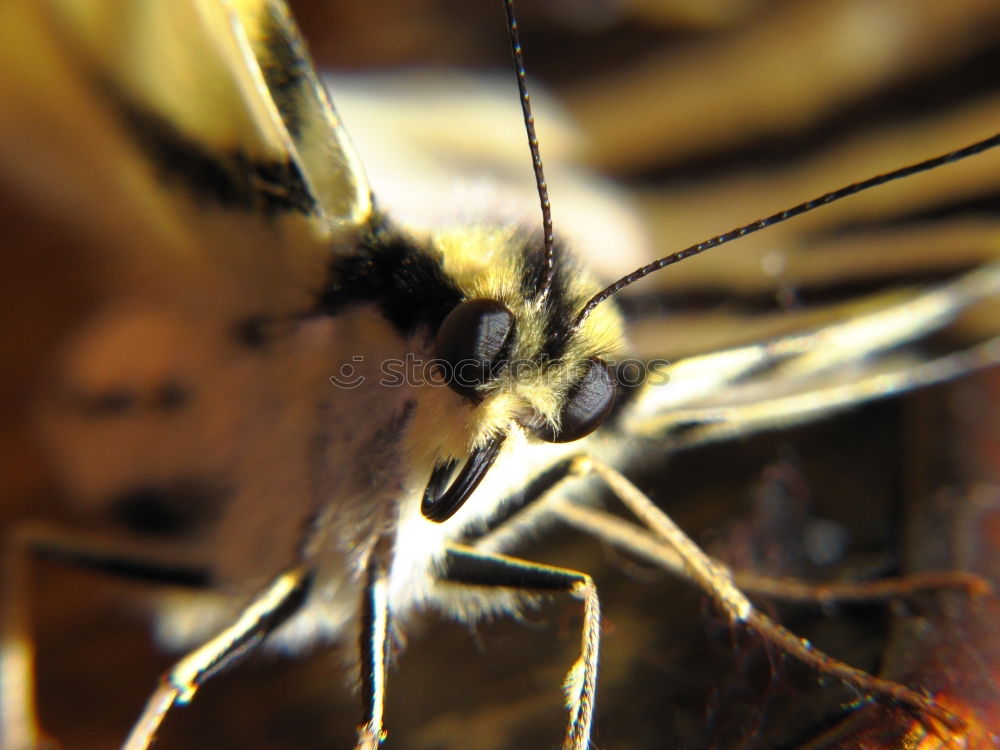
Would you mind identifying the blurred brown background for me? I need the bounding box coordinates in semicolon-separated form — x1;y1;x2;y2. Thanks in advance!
3;0;1000;748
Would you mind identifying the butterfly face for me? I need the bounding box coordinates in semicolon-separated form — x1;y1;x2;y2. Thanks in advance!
1;1;999;749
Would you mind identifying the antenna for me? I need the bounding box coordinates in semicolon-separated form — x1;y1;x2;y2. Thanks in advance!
504;0;556;298
571;131;1000;331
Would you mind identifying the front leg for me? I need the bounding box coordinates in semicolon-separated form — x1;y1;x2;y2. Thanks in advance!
470;453;968;736
122;567;311;750
440;545;600;750
573;455;965;734
355;553;390;750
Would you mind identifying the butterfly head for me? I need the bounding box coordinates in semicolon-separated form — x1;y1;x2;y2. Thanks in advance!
416;226;624;523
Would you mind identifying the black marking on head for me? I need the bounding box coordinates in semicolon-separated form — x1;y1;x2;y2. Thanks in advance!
519;239;571;314
519;239;550;301
109;480;227;538
320;224;463;337
519;237;581;361
110;89;315;215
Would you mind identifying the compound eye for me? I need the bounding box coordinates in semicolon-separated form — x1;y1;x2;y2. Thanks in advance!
533;357;616;443
433;298;515;399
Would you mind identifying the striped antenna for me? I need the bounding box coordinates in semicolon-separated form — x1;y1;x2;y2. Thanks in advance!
504;0;556;298
571;131;1000;331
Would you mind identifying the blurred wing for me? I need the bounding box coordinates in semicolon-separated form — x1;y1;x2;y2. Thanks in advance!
618;263;1000;448
0;0;369;312
0;0;370;577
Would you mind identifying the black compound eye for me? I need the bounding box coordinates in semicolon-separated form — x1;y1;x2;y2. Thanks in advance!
433;298;515;399
533;357;616;444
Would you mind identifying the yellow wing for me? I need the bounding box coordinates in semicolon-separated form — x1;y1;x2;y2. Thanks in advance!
0;0;370;316
0;0;372;574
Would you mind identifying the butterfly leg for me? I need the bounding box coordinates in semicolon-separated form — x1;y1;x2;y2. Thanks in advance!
554;500;988;604
567;455;965;732
355;554;390;750
474;457;983;606
439;545;600;750
2;522;215;750
122;566;311;750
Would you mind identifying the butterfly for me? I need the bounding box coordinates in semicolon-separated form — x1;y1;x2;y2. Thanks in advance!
1;1;998;748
